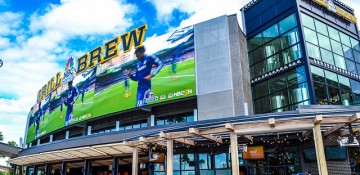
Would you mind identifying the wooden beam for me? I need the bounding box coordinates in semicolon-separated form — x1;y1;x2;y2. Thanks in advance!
313;115;322;124
123;141;148;149
313;123;328;175
235;123;314;135
167;140;173;175
230;131;239;175
340;127;360;136
189;128;223;144
302;131;312;138
243;135;253;142
159;132;195;146
269;118;275;127
132;147;138;175
350;113;360;122
324;123;346;136
225;123;235;131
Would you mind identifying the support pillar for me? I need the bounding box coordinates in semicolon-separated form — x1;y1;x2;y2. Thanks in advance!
230;131;239;175
112;157;119;175
45;164;51;175
167;140;173;175
132;147;139;175
83;160;92;175
33;166;38;175
25;166;29;175
12;164;17;175
313;123;328;175
60;162;67;175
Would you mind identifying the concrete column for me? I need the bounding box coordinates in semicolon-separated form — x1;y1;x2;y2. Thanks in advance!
167;140;173;175
37;139;40;145
150;115;155;126
132;147;138;175
12;164;17;175
230;131;239;175
112;157;119;175
65;131;69;139
87;126;92;135
193;109;198;121
49;135;53;142
60;162;67;175
33;166;38;175
83;160;92;175
116;121;120;131
313;124;328;175
45;164;51;175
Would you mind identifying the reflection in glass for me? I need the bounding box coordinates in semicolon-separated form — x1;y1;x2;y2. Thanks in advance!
269;76;286;93
340;32;351;46
280;29;299;49
290;83;309;104
255;97;271;114
282;44;302;64
314;82;328;105
248;33;263;51
318;34;331;50
328;26;340;41
215;153;228;169
333;54;346;70
199;153;211;169
301;13;315;30
343;45;354;60
279;14;297;34
345;59;357;73
315;20;328;36
328;86;341;105
253;82;268;99
331;39;343;56
353;50;360;63
266;54;280;72
271;90;288;110
264;39;281;57
306;43;320;59
263;24;279;43
249;47;264;65
311;66;325;83
320;48;334;65
325;70;338;87
304;28;318;45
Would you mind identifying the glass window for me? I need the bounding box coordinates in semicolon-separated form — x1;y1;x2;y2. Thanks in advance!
248;33;262;51
339;32;351;46
133;123;140;129
156;119;164;126
174;154;181;170
288;66;307;87
354;50;360;63
301;13;315;30
181;154;194;170
215;153;228;169
282;44;302;64
251;61;265;78
271;90;289;110
265;54;281;72
333;54;347;70
280;28;300;49
254;97;271;114
341;91;352;106
311;66;325;83
141;123;147;127
320;48;334;65
346;59;357;73
352;93;360;105
338;75;351;91
263;24;279;43
269;76;286;93
314;82;328;105
318;34;331;50
350;37;360;51
249;47;264;65
304;28;318;45
199;153;212;169
328;26;340;41
357;63;360;75
343;45;354;60
279;14;297;34
253;82;268;99
264;38;281;57
306;43;321;59
351;80;360;94
289;83;310;104
315;20;328;36
331;39;343;56
325;70;338;87
328;86;341;104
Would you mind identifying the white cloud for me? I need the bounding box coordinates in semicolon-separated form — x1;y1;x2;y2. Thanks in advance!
147;0;250;28
0;1;137;165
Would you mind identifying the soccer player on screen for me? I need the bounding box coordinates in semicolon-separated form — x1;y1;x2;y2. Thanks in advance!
124;46;163;107
34;102;43;139
124;73;131;98
62;81;79;126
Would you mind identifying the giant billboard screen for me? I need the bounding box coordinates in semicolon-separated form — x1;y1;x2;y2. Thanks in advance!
26;25;196;143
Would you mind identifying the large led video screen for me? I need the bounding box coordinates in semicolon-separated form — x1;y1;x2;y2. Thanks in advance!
26;25;195;143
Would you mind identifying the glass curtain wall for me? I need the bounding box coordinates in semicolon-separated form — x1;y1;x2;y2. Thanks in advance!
301;13;360;73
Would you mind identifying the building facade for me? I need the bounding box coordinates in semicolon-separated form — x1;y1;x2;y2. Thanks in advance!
242;0;360;114
7;1;360;175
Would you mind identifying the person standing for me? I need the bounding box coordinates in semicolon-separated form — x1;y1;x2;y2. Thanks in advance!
124;46;163;107
62;81;78;126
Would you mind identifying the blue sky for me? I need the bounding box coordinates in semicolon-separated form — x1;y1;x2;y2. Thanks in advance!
0;0;360;166
0;0;250;165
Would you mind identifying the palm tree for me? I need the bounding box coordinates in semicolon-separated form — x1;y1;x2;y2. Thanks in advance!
7;141;17;147
0;132;3;142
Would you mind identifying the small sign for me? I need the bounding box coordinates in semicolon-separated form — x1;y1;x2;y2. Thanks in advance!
242;146;265;160
238;144;248;152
